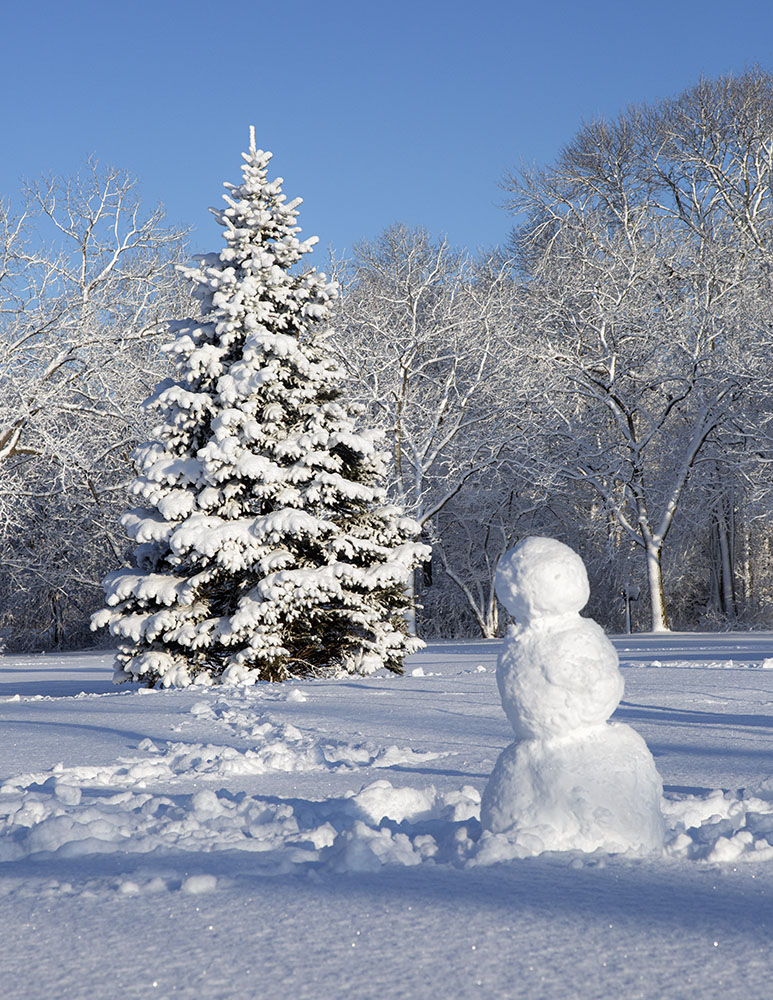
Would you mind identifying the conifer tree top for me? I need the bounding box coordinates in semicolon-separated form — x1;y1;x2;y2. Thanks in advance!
211;126;317;266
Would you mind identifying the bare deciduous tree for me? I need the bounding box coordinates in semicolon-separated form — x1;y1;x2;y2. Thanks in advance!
504;69;773;630
0;161;190;648
332;224;525;632
334;226;518;524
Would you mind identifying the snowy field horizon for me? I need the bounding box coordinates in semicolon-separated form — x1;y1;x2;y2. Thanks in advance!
2;634;773;999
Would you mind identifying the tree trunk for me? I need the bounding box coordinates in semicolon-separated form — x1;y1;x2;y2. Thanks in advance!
483;593;499;639
645;544;670;632
716;510;736;619
405;569;418;637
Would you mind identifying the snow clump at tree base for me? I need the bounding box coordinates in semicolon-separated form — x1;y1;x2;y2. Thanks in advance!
480;536;664;857
92;131;428;687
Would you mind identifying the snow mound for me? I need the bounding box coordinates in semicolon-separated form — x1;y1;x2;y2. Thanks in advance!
0;777;481;872
664;785;773;862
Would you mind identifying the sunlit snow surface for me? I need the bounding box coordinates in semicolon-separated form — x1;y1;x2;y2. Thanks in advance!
1;636;773;999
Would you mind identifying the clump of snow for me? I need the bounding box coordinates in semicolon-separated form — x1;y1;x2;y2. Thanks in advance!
219;663;260;685
181;874;218;895
644;658;773;670
481;537;664;855
350;780;439;824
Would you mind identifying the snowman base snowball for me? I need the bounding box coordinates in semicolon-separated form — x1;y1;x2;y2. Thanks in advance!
481;723;664;854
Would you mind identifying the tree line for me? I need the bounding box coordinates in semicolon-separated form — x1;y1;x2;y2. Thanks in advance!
2;69;773;649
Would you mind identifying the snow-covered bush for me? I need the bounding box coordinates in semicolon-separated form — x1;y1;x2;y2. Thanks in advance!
93;132;428;687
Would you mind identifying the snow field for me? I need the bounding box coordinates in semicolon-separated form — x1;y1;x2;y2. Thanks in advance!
2;639;773;1000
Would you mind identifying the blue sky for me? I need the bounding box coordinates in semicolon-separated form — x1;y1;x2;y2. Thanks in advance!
4;1;773;257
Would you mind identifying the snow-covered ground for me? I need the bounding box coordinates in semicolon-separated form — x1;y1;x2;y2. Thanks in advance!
1;635;773;1000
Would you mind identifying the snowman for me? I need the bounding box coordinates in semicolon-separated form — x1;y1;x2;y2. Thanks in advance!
480;537;664;855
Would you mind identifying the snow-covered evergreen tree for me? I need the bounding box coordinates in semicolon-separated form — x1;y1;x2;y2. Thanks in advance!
92;131;428;687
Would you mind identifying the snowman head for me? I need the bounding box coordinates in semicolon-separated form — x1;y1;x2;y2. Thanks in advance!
495;537;590;623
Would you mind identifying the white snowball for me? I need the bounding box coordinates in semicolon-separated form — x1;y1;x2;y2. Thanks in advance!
480;724;664;855
495;537;589;622
497;617;623;739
